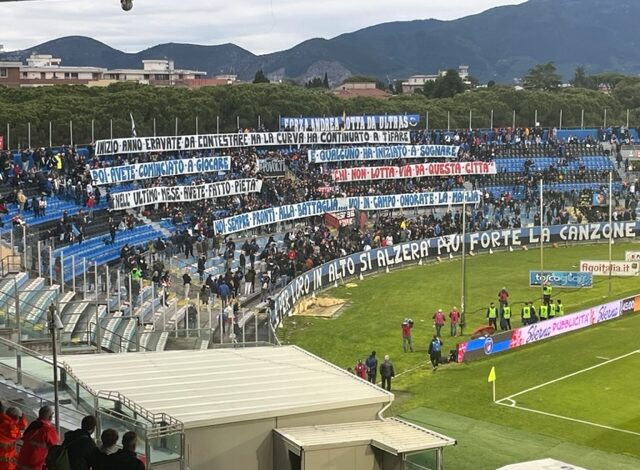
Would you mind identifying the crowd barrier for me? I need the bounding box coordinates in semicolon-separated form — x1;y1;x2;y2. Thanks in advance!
272;221;640;326
457;293;640;362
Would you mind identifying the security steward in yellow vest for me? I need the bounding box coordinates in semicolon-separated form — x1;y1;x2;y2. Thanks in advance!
502;303;512;330
521;302;532;325
487;302;498;330
54;153;63;171
556;299;565;316
549;302;557;319
539;302;549;321
543;283;553;304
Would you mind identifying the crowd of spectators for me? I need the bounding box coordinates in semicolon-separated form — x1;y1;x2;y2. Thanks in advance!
0;125;638;310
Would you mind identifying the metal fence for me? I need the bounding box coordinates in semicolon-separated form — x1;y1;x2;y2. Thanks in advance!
1;108;639;150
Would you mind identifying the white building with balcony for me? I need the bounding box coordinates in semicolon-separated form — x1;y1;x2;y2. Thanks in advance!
402;65;471;93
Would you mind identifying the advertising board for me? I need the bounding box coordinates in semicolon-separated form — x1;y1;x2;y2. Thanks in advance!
625;251;640;261
528;271;593;288
579;260;640;276
621;295;640;314
458;299;629;361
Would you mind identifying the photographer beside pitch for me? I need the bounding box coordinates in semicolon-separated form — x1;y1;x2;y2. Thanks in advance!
401;318;414;352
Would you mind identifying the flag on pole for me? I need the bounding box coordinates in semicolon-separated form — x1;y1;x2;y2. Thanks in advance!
488;366;496;383
130;112;137;138
341;110;347;131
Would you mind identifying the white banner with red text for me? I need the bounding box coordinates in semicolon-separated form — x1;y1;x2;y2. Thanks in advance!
331;161;496;182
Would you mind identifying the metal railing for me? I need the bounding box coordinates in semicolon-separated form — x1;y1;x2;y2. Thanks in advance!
0;379;86;424
97;390;183;438
0;254;23;278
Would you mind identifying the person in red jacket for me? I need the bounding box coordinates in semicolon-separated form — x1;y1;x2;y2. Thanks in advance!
354;359;366;380
449;307;460;337
497;287;509;311
432;309;445;338
0;406;28;470
17;406;58;470
401;319;414;352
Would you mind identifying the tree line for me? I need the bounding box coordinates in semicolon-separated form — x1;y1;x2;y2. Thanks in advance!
0;77;637;150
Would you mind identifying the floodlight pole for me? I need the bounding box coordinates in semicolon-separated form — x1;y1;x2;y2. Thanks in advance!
14;279;22;384
608;171;613;297
48;303;60;434
460;197;467;334
539;178;544;297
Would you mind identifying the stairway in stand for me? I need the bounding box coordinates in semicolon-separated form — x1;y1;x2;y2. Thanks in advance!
128;209;173;238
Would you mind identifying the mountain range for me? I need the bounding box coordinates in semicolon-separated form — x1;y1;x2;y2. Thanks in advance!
1;0;639;85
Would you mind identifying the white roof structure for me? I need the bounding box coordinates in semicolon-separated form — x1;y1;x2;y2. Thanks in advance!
61;346;392;429
497;459;588;470
275;418;456;455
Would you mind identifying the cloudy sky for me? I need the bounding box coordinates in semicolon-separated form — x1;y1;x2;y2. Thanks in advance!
0;0;524;54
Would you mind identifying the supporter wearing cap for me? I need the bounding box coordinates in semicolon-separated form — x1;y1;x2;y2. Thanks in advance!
401;318;413;353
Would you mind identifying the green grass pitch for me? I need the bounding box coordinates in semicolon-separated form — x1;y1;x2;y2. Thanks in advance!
280;242;640;469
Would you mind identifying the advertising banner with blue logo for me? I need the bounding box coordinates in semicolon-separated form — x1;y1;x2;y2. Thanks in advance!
280;114;421;132
456;297;632;362
529;271;593;288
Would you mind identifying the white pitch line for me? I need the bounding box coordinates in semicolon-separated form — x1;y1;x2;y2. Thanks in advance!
496;402;640;437
395;361;430;379
596;356;611;361
503;349;640;401
376;360;430;387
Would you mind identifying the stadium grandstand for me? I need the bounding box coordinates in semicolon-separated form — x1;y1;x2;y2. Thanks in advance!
0;116;638;470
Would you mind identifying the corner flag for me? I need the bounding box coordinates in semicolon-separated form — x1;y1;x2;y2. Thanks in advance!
130;112;137;137
488;366;496;383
